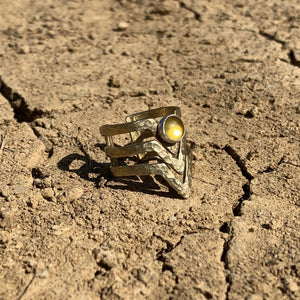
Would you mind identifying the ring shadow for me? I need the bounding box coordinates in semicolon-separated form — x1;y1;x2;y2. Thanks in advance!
57;143;181;198
106;175;180;198
57;152;112;186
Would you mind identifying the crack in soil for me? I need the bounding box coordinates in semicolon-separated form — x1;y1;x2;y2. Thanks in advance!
259;30;300;68
177;1;201;21
223;145;253;182
259;30;285;46
220;235;232;300
17;273;36;300
154;233;184;272
0;76;54;160
257;156;286;174
0;76;45;123
218;144;254;299
232;182;251;216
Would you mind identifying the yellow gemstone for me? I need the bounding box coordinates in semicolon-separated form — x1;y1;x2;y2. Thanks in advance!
164;116;184;141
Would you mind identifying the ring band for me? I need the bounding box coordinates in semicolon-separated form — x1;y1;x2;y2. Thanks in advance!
100;106;192;198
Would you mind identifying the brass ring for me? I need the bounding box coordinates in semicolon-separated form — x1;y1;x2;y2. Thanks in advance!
100;106;192;198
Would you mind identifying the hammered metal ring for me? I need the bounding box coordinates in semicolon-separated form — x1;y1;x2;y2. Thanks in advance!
100;106;192;198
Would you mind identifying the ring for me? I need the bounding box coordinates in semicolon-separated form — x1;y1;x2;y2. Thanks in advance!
100;106;192;198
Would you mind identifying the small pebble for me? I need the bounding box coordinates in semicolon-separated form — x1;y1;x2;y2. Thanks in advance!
0;187;10;198
18;45;30;54
41;188;54;200
0;209;14;220
6;195;16;202
100;253;117;269
93;247;123;270
284;277;298;293
137;268;155;284
27;198;38;209
34;177;53;189
36;269;49;278
42;177;53;188
117;21;129;30
88;33;95;40
168;215;177;222
0;209;16;229
209;115;217;123
65;187;84;201
47;30;56;38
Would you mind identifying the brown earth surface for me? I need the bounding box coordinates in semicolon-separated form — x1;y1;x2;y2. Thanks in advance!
0;0;299;299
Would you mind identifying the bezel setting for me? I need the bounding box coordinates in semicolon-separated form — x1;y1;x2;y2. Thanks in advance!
157;114;185;144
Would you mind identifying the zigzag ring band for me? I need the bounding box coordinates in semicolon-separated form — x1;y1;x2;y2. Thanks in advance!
100;106;192;198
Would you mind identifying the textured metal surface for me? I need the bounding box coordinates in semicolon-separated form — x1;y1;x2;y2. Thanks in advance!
100;106;192;198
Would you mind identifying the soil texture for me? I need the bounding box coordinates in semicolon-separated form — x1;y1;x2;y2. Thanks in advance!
0;1;299;299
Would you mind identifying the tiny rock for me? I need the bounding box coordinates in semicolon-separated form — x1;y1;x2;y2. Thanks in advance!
47;30;56;38
93;247;123;270
27;198;38;209
285;277;298;293
100;253;117;269
6;195;16;202
136;268;157;284
65;187;84;201
0;186;10;198
0;209;14;220
0;231;10;244
209;115;217;123
34;178;43;189
41;188;54;200
36;269;49;278
0;209;16;229
117;21;129;30
88;33;95;40
42;177;53;188
18;45;30;54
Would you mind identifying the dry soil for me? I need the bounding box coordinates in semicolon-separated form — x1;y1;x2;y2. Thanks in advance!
0;1;299;299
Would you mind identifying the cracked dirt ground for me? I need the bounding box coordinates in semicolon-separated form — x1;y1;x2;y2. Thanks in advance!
0;0;299;299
